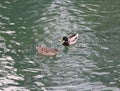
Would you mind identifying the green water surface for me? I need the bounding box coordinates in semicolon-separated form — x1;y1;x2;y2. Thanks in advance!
0;0;120;91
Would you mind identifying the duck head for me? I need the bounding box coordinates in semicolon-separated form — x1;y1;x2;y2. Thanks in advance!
62;36;69;45
62;36;68;42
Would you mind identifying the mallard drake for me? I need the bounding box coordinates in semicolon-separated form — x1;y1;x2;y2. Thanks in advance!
36;46;59;56
61;33;79;46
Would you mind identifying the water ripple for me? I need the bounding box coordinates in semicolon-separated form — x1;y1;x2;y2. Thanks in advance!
0;0;120;90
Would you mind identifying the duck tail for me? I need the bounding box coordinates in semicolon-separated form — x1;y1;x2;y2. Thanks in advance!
36;44;42;49
76;33;78;37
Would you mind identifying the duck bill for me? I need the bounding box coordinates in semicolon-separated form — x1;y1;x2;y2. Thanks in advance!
60;39;65;44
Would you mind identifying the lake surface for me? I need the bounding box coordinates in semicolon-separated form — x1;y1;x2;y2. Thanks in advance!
0;0;120;91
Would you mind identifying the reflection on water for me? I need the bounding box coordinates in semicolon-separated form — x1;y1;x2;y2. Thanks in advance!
0;0;120;91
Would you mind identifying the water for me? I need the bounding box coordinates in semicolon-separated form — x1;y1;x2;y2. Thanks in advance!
0;0;120;91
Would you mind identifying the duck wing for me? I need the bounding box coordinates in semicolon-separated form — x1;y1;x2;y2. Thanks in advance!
68;33;78;45
68;33;78;41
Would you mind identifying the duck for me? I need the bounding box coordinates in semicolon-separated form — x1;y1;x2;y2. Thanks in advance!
61;33;79;46
36;46;59;56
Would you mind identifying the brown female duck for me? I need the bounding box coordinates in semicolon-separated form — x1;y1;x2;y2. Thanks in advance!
36;46;59;56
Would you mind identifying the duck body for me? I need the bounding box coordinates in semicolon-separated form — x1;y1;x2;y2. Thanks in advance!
36;46;59;56
62;33;79;46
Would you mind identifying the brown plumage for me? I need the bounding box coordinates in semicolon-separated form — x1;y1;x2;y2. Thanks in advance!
36;46;59;56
